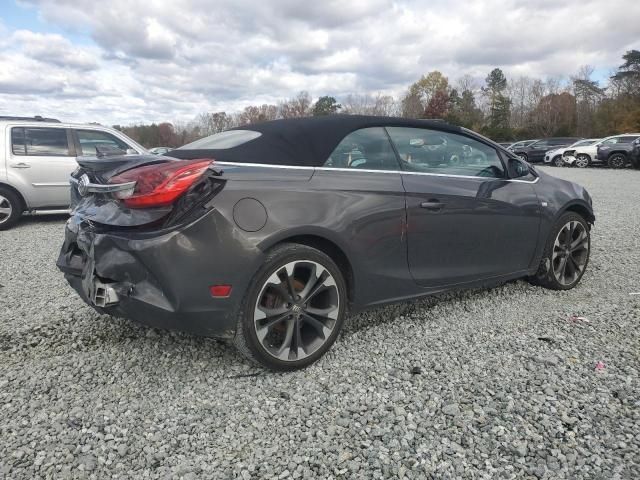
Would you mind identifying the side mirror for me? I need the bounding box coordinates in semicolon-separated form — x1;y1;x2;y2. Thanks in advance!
508;158;530;178
126;148;137;155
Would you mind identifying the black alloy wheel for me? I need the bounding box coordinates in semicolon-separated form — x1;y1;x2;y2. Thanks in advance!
607;153;626;169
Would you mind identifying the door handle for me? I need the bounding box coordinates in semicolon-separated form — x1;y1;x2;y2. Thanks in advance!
420;200;445;211
10;162;31;169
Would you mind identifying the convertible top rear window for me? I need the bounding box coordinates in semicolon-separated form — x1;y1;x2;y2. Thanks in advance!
178;130;261;150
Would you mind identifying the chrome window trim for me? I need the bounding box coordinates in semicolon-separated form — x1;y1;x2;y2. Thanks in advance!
214;161;540;183
216;161;313;171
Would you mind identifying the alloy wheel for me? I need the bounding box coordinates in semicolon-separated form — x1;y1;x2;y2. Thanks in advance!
552;221;589;286
0;195;12;225
608;154;625;169
575;155;590;168
554;156;564;167
253;260;340;362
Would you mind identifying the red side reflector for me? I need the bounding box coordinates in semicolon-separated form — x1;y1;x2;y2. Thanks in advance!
210;285;232;298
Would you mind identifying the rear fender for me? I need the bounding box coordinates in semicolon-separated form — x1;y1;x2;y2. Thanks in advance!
1;172;32;209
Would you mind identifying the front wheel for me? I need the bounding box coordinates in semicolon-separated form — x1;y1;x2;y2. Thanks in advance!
234;243;347;370
553;156;564;167
574;154;590;168
608;153;627;169
528;212;590;290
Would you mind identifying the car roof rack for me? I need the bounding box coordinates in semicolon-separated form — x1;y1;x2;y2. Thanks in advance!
0;115;61;123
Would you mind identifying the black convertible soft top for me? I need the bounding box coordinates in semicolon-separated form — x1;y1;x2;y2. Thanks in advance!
169;115;465;167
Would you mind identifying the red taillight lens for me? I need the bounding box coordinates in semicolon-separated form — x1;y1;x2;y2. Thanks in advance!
109;159;213;208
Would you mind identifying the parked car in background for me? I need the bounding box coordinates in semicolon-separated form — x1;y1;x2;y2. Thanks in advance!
630;137;640;169
543;139;601;167
149;147;171;155
511;137;582;163
507;139;537;151
564;134;640;168
595;134;640;169
0;116;147;230
57;115;594;370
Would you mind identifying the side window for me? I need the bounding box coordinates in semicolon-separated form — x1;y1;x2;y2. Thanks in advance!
12;127;70;156
532;140;549;148
76;129;130;156
620;136;638;143
386;127;505;178
11;127;26;155
324;127;399;171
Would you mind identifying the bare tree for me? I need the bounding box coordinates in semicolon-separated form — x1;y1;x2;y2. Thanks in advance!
279;91;312;118
341;93;399;116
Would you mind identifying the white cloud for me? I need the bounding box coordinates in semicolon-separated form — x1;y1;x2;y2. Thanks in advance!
1;0;639;125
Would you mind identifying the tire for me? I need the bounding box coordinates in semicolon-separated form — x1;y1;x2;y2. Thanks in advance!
574;154;590;168
518;153;528;162
0;187;23;231
608;153;627;169
553;156;564;167
233;243;348;371
528;212;590;290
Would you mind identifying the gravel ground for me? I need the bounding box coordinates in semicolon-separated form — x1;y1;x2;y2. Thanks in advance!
1;166;639;479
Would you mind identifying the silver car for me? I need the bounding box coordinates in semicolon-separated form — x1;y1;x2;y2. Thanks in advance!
0;116;147;229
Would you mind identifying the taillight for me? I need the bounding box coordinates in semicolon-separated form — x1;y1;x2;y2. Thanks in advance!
108;159;213;208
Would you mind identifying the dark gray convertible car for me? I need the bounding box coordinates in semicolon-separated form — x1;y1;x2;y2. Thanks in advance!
57;116;594;370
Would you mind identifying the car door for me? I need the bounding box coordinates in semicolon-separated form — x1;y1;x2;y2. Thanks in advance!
386;126;541;288
8;126;76;208
312;127;409;304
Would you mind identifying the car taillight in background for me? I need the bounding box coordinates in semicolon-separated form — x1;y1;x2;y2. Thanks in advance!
108;159;213;208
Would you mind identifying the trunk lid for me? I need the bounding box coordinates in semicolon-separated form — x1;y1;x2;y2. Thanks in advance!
70;154;224;228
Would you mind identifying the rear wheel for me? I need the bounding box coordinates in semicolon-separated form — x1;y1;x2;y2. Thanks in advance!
608;153;627;169
528;212;590;290
553;156;564;167
518;153;528;162
574;154;590;168
234;243;347;370
0;187;23;231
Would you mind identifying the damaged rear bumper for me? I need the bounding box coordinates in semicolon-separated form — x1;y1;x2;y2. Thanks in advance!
56;211;261;338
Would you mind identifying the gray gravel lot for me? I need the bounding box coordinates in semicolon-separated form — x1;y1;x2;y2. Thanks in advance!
1;166;639;479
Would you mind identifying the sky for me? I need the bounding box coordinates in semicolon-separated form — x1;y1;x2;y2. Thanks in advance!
0;0;638;126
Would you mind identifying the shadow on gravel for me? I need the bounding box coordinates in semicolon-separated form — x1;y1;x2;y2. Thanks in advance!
2;277;539;373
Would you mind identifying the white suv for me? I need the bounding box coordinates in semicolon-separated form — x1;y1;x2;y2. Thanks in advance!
563;134;640;168
0;116;147;229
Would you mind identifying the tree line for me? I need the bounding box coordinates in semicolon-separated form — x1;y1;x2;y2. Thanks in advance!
115;50;640;147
